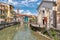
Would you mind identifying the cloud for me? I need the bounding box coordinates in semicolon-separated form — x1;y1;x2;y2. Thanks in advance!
19;0;38;7
14;9;24;13
0;0;7;3
14;9;38;16
28;0;38;2
14;9;37;16
23;10;33;15
22;10;37;16
20;0;28;6
14;10;32;15
8;0;12;2
8;0;18;5
1;0;39;8
0;0;40;7
0;0;39;16
37;2;40;5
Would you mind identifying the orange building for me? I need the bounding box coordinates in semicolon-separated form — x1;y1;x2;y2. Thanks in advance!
56;0;60;28
57;0;60;24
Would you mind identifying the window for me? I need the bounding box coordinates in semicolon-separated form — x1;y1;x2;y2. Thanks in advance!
43;19;44;25
0;10;1;14
58;5;60;12
43;10;45;13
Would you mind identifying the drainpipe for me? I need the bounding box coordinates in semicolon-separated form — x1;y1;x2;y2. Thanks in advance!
53;4;57;28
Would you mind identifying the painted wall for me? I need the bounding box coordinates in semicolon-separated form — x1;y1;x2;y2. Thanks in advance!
56;0;60;28
38;1;55;29
39;2;54;10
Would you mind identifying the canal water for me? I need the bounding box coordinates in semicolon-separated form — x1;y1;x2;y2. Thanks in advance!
13;24;41;40
0;23;50;40
13;24;49;40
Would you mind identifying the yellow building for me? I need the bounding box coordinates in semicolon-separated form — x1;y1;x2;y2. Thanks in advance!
0;2;14;22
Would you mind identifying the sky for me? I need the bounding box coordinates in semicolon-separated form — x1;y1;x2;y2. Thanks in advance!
0;0;42;16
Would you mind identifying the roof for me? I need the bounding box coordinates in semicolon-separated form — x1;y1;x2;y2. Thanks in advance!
16;14;37;17
37;0;56;10
0;2;14;8
16;14;32;17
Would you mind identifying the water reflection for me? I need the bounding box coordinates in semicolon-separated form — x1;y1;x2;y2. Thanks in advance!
13;24;40;40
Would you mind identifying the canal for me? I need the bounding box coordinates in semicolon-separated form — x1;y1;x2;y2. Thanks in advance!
13;23;50;40
13;24;41;40
0;23;50;40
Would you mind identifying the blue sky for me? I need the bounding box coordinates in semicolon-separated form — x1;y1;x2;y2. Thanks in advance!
0;0;42;16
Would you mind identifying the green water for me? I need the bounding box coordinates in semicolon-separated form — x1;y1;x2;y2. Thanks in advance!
13;24;51;40
13;24;41;40
0;24;50;40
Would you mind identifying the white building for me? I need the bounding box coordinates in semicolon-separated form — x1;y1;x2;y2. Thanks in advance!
37;0;56;29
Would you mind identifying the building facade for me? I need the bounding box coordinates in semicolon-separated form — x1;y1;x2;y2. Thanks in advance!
16;14;31;23
0;2;14;23
56;0;60;29
37;0;56;29
16;14;37;23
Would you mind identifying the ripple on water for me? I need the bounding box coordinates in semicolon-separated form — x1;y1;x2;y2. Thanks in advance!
13;24;39;40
